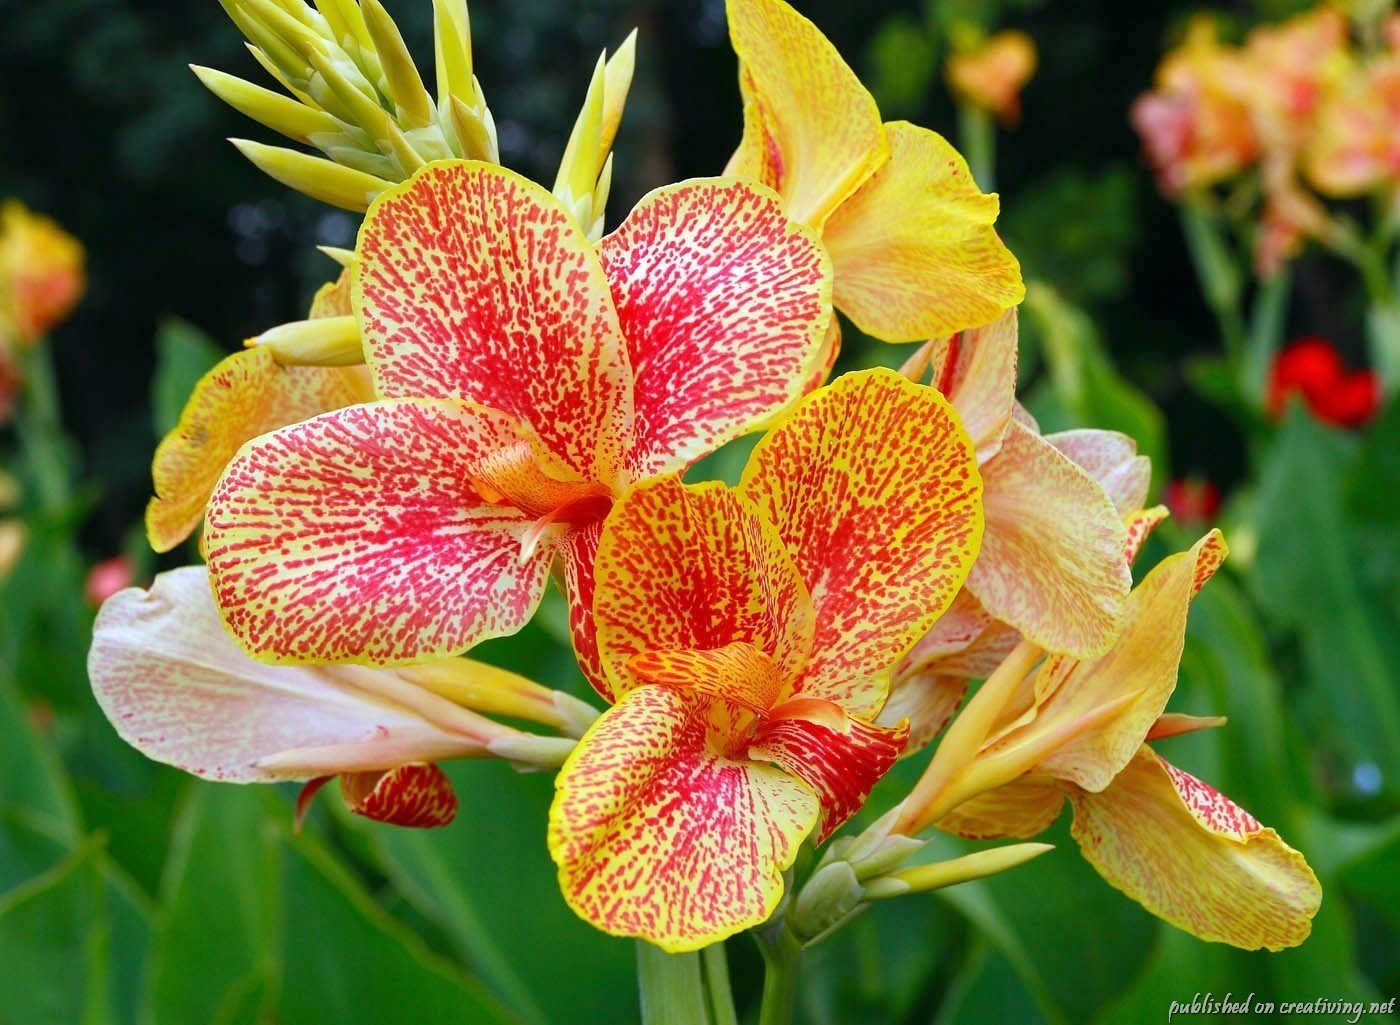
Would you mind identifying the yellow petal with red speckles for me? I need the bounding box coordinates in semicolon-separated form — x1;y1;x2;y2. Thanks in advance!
204;399;554;665
935;779;1065;840
725;0;886;228
629;642;787;713
340;763;458;828
549;684;820;951
355;161;633;481
822;123;1023;342
146;347;372;553
593;477;814;696
923;310;1019;455
600;177;830;477
739;369;983;715
1070;746;1319;950
969;420;1130;658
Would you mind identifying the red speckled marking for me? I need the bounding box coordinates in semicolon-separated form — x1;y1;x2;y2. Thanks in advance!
1190;529;1227;596
739;369;983;715
629;642;787;713
600;177;830;476
205;399;553;664
341;762;458;828
1124;506;1170;565
548;685;820;951
355;162;633;481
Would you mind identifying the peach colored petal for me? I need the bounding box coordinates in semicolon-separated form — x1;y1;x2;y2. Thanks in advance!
935;779;1065;840
1048;429;1152;515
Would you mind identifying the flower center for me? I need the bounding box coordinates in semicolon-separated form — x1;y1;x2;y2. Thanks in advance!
467;441;614;560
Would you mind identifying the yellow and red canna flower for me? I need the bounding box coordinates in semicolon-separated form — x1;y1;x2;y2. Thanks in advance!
946;30;1038;126
548;370;984;951
204;160;831;683
0;200;85;346
1240;6;1349;155
1306;52;1400;197
894;532;1321;951
90;566;586;828
723;0;1023;346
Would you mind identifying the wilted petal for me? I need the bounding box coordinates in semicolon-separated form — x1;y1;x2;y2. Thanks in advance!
205;399;551;664
549;685;820;951
355;161;633;480
925;310;1019;455
740;369;984;715
822;123;1024;342
593;477;814;694
340;763;458;828
146;348;372;553
935;779;1065;840
1070;747;1320;950
968;421;1130;658
725;0;887;228
601;178;831;476
1048;429;1152;515
89;567;486;782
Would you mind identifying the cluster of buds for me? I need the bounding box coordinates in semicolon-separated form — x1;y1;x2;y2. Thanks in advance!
90;0;1318;972
1132;6;1400;275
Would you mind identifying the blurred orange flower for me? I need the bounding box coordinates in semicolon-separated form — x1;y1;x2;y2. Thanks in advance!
0;200;85;347
946;30;1038;125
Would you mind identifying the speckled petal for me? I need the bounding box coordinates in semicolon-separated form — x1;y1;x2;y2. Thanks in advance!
89;567;484;782
147;348;372;553
629;642;787;713
204;399;551;665
935;779;1065;840
340;763;458;828
924;310;1019;455
968;421;1130;658
725;0;887;227
355;161;633;480
549;685;820;951
601;177;831;476
593;477;814;695
822;123;1024;342
558;519;611;698
739;369;983;715
1070;746;1320;951
1048;429;1152;515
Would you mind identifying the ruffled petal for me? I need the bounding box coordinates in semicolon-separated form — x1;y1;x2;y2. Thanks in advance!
355;161;633;480
925;310;1019;455
548;685;820;951
822;122;1024;342
593;477;814;694
147;348;372;553
739;369;984;714
724;0;887;227
968;421;1130;657
749;703;906;840
600;177;831;476
204;399;551;664
1070;747;1320;951
1048;429;1152;515
935;779;1065;840
89;567;488;782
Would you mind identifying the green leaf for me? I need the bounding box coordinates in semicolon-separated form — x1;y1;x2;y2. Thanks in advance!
279;830;524;1025
864;16;937;118
1348;399;1400;526
0;663;81;844
935;943;1045;1025
150;317;226;437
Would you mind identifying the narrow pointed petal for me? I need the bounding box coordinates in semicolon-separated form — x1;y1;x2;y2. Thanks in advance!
600;177;831;476
204;399;551;664
1048;429;1152;515
1070;747;1320;951
1146;713;1227;741
549;685;820;951
147;349;372;553
926;310;1019;455
89;567;484;782
340;763;457;827
1124;505;1169;566
739;369;984;714
934;779;1066;840
822;122;1024;342
593;477;814;695
968;421;1130;658
749;705;907;840
725;0;886;227
355;161;633;480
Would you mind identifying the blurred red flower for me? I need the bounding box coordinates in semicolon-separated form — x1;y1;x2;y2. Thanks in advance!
1267;337;1379;428
1164;477;1221;525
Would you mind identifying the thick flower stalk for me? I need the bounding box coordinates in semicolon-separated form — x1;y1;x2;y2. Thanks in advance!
203;159;831;684
548;369;984;951
724;0;1023;362
890;531;1322;951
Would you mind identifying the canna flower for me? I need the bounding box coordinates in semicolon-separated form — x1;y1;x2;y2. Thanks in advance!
1267;336;1380;428
894;532;1321;951
147;269;375;553
1239;6;1349;154
946;30;1038;126
90;565;590;828
724;0;1023;350
548;370;984;950
0;200;85;346
1306;52;1400;197
204;160;831;686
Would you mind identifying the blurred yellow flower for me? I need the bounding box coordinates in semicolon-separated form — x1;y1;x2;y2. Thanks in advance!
0;200;85;347
946;30;1038;125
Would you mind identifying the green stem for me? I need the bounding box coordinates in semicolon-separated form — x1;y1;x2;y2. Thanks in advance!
957;104;996;193
700;943;738;1025
636;942;711;1025
1179;203;1248;366
1242;265;1292;410
1321;227;1400;391
755;926;802;1025
13;343;74;517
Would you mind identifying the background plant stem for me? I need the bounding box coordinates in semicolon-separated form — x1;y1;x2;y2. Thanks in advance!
636;942;712;1025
